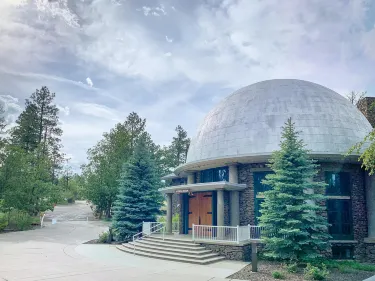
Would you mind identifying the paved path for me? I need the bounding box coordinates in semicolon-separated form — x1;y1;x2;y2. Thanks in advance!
0;201;247;281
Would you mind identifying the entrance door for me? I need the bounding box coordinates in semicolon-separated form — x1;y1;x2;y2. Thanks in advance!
188;192;212;234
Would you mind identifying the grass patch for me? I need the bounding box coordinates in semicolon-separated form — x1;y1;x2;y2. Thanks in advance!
316;260;375;272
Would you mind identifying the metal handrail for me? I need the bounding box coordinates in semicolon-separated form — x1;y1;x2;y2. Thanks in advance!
192;224;264;244
132;222;165;255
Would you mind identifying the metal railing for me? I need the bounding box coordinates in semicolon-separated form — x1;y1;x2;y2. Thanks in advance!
132;222;165;255
192;224;264;244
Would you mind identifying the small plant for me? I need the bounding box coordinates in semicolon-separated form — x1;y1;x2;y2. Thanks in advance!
285;262;298;273
272;271;286;279
98;231;109;243
304;263;329;280
0;213;8;231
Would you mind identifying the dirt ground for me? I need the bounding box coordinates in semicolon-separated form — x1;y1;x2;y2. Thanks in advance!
228;261;374;281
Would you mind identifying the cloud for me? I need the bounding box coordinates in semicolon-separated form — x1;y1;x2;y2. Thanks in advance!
0;94;22;128
0;68;99;92
86;77;93;87
57;104;70;116
138;5;166;17
74;102;121;121
1;0;375;171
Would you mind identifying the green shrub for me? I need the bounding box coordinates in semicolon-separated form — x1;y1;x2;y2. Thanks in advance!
272;271;286;279
13;211;32;231
0;213;8;231
98;231;109;243
304;264;329;280
285;262;298;273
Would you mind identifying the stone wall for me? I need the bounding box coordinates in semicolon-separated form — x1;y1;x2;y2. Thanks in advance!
170;178;186;217
238;163;269;225
200;243;252;261
237;161;372;261
357;97;375;128
365;243;375;262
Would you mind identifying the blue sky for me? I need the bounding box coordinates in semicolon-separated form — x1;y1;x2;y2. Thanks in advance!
0;0;375;170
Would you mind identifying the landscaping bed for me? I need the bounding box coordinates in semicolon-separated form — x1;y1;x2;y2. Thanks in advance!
228;261;375;281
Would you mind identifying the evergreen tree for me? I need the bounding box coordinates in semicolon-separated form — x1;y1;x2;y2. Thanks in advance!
10;86;64;178
112;136;163;241
259;118;330;262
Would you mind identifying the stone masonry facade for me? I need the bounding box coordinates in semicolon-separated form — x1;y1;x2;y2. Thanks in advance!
237;162;373;262
200;242;252;261
175;162;374;261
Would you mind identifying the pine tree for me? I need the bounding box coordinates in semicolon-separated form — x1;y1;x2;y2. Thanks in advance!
259;118;330;262
112;136;163;241
10;86;64;177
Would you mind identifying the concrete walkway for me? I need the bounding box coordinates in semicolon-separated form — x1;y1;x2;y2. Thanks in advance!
0;202;247;280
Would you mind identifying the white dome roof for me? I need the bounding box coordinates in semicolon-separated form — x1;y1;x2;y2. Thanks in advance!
182;79;372;171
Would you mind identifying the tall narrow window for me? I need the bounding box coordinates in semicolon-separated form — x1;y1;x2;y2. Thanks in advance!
325;172;353;240
253;171;273;224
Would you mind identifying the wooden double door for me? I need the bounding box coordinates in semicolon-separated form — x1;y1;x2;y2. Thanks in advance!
188;192;212;233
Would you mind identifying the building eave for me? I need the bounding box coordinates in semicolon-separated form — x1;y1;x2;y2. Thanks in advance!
158;181;247;194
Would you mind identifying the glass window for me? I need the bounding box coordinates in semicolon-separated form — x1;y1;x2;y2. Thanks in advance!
325;172;350;196
200;167;228;183
253;171;273;225
215;167;228;181
327;199;353;240
254;172;273;194
332;246;354;259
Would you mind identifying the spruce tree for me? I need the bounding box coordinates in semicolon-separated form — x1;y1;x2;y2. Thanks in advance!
112;136;163;241
259;118;330;262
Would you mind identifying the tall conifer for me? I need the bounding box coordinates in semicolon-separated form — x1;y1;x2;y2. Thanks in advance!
259;118;330;261
112;135;163;241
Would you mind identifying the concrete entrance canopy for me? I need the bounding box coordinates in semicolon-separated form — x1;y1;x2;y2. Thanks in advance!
158;181;247;194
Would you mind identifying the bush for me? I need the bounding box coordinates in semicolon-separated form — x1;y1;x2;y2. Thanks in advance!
13;211;32;231
285;262;298;273
98;231;109;243
0;213;8;231
272;271;286;279
304;264;329;280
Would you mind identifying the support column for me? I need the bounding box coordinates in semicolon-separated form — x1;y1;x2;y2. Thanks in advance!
366;174;375;240
217;190;224;226
166;193;173;234
229;164;238;183
229;164;240;226
231;191;240;226
187;172;195;184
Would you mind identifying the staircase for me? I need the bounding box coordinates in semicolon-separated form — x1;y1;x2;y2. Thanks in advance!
116;235;225;264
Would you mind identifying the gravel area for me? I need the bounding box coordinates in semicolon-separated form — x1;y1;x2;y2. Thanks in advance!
228;261;375;281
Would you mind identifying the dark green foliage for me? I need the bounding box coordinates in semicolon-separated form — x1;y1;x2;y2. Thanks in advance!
112;136;163;241
259;118;330;261
304;264;329;280
272;271;286;279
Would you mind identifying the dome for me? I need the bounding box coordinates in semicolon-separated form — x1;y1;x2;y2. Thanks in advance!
180;79;372;172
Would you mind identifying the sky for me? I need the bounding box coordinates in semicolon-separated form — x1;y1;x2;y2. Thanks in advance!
0;0;375;171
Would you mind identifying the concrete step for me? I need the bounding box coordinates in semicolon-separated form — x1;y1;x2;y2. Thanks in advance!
126;242;211;255
147;235;195;244
123;243;219;259
143;236;199;247
116;245;225;265
139;238;206;250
